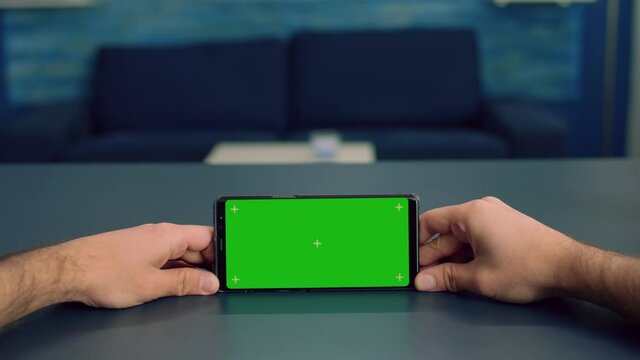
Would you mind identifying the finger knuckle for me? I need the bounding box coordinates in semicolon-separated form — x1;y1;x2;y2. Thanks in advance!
155;222;177;231
468;199;495;218
427;236;445;256
147;222;178;236
443;265;459;293
468;199;487;211
481;196;501;204
175;269;192;296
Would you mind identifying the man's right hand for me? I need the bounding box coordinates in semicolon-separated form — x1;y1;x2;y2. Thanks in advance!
416;196;576;303
415;197;640;318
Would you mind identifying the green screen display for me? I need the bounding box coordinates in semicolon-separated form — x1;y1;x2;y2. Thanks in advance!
223;197;411;289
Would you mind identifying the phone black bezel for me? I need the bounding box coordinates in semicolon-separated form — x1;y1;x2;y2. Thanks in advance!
214;194;419;292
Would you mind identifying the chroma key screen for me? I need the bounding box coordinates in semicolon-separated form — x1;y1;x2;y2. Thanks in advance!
221;197;413;290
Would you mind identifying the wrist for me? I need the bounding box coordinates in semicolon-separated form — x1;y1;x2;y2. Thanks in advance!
553;239;612;301
546;236;640;318
553;239;590;296
18;243;83;307
529;230;581;298
49;241;86;304
0;244;80;326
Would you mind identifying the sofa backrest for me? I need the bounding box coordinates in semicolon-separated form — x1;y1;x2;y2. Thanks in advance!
93;39;287;133
290;29;481;129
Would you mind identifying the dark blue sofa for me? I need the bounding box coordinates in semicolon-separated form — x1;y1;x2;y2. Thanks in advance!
0;29;567;162
68;39;288;162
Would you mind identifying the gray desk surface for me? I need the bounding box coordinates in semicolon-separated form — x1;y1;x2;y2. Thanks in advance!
0;160;639;359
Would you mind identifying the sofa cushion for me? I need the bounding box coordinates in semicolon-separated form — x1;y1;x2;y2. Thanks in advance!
93;39;287;132
64;131;279;162
287;128;508;159
291;29;481;129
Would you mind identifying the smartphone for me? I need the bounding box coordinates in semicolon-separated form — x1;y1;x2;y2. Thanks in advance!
214;194;419;292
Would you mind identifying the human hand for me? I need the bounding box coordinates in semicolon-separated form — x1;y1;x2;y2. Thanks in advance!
415;197;577;303
56;223;219;308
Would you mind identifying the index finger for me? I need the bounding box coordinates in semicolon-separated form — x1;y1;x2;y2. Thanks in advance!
149;223;214;259
180;237;215;264
419;203;469;243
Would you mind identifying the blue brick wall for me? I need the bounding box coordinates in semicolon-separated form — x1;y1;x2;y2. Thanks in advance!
4;0;581;106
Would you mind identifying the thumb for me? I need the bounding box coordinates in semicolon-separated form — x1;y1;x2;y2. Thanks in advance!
415;262;476;293
153;268;220;298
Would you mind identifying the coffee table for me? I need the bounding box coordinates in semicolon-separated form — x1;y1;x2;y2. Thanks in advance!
204;141;376;164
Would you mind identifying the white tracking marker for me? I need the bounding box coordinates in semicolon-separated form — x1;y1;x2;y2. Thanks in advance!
231;205;239;214
313;239;322;248
396;273;404;282
395;203;404;212
232;275;240;284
